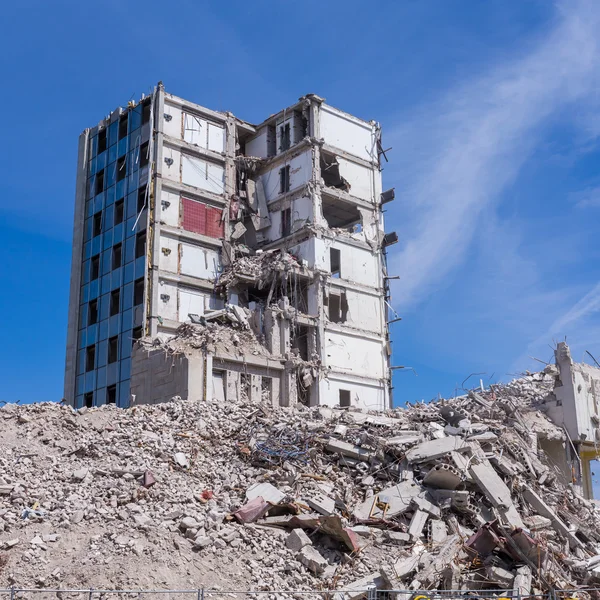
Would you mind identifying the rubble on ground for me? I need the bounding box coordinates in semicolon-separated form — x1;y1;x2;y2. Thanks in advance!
1;369;600;594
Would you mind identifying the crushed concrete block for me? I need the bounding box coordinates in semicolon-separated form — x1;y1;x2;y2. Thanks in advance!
486;565;515;587
513;565;532;598
408;509;428;540
306;493;335;516
246;482;285;505
72;468;89;482
286;528;312;551
173;452;189;468
412;495;441;518
179;516;199;531
298;545;328;574
233;496;270;523
405;437;468;463
71;510;84;524
423;463;462;490
411;534;461;588
386;531;410;544
354;480;421;520
429;519;448;544
326;438;373;461
393;555;419;578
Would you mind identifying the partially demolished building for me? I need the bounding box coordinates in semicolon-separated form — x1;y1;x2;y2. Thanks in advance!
64;83;396;410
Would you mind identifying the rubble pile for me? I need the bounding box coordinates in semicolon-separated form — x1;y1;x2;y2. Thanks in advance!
216;249;304;292
1;369;600;594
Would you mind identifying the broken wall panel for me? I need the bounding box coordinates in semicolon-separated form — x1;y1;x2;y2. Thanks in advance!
182;154;225;195
158;235;179;273
336;158;375;202
325;330;386;379
328;287;383;333
157;281;178;321
319;375;386;410
320;104;376;162
179;242;220;280
260;150;312;202
160;190;180;228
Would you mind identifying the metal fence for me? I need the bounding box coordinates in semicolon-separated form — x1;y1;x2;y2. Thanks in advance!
0;590;597;600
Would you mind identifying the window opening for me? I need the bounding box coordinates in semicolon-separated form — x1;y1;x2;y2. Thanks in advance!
90;255;100;280
118;114;128;140
134;278;144;306
117;155;126;182
281;207;291;237
135;231;146;259
85;345;96;372
93;211;102;237
88;299;98;325
339;389;351;407
97;129;107;154
142;99;152;125
114;199;124;225
112;243;122;270
110;288;120;317
137;187;147;212
279;122;291;152
84;392;94;408
330;248;341;278
279;165;290;194
106;384;117;405
132;326;143;345
108;335;118;364
328;290;348;323
95;170;105;195
140;142;149;168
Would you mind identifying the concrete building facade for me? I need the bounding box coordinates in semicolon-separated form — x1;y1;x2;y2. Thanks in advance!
64;83;395;410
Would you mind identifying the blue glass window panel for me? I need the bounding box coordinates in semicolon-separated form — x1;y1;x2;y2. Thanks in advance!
76;375;84;395
77;350;85;375
91;236;102;256
126;191;137;219
105;185;116;207
100;293;110;321
103;231;113;252
101;273;112;295
84;241;92;261
113;223;124;245
116;178;127;201
107;362;118;386
109;121;118;147
109;314;120;337
123;283;133;310
87;324;98;345
79;304;87;329
124;263;134;285
88;157;97;177
101;250;111;276
80;283;89;304
106;161;117;188
111;267;123;290
96;367;107;390
84;371;95;393
98;339;107;366
89;135;98;158
75;395;83;409
93;192;105;213
95;387;106;406
84;217;92;243
124;236;135;264
121;308;133;332
82;259;90;284
120;357;131;382
96;150;107;172
120;333;132;360
118;137;128;158
129;148;139;173
89;279;100;300
98;318;109;342
127;168;139;191
118;380;130;408
134;256;146;278
86;199;94;218
129;108;141;133
104;204;114;229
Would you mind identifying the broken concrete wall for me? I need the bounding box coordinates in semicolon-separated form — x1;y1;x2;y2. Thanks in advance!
260;149;312;202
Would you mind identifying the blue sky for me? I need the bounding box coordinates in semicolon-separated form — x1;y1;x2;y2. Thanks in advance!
1;0;600;419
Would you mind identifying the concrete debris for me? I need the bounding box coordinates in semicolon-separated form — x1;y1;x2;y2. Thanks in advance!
1;369;600;593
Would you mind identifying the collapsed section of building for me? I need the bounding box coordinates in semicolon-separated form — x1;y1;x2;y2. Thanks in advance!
64;84;396;410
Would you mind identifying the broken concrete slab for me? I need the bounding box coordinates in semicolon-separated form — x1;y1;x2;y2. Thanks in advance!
246;482;285;505
285;528;312;551
298;545;328;574
469;460;524;529
408;509;428;540
305;493;335;516
326;438;373;461
233;496;270;523
423;463;463;490
354;480;421;520
405;437;468;463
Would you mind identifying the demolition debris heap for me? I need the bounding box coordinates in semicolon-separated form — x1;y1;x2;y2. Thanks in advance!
1;370;600;594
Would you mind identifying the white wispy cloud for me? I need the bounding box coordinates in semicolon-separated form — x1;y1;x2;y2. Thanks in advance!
571;185;600;208
386;0;600;311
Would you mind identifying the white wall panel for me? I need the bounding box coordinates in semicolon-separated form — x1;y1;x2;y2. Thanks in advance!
179;288;208;320
160;190;180;227
246;129;270;159
319;376;385;411
157;281;178;321
338;158;374;202
320;104;375;162
158;235;179;273
180;242;220;279
181;155;225;195
162;147;181;183
260;150;312;202
325;331;385;378
208;123;225;153
163;103;182;139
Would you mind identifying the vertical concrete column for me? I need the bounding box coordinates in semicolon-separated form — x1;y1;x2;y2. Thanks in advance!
249;374;261;404
204;353;213;402
271;376;281;407
264;309;280;355
224;114;237;242
225;370;240;402
279;298;291;357
187;354;205;403
281;363;298;408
